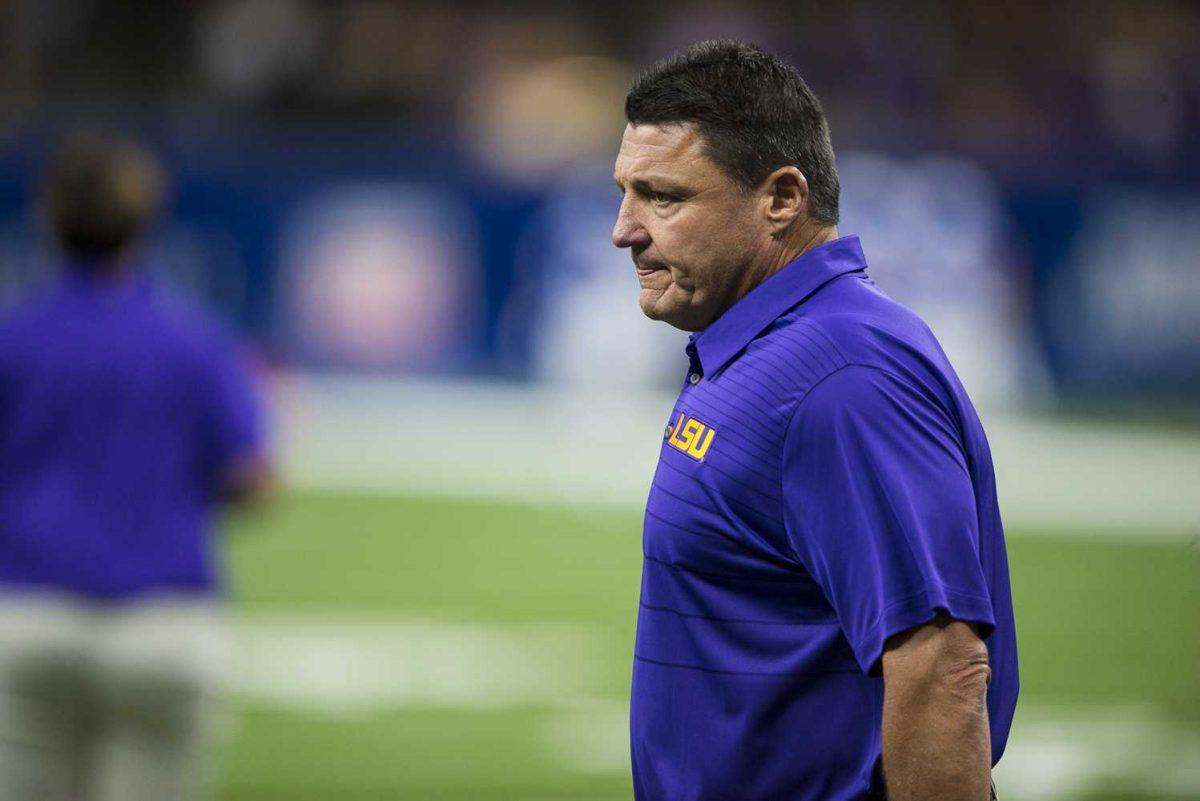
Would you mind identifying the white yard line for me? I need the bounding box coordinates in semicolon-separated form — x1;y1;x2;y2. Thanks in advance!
228;613;1200;799
277;375;1200;538
231;612;611;715
994;704;1200;800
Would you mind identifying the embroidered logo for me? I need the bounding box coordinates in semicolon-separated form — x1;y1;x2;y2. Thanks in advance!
664;411;716;461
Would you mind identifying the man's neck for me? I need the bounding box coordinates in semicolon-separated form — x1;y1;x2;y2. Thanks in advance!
768;223;840;277
724;223;839;315
65;247;139;286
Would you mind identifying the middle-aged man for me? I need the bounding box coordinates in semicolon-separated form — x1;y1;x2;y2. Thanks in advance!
612;41;1018;801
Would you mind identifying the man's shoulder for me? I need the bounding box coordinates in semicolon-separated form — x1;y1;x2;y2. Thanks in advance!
0;288;62;353
145;286;231;344
741;278;949;404
0;281;234;373
138;290;251;386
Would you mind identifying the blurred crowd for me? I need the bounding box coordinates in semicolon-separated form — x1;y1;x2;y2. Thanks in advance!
4;0;1196;183
1;0;1197;403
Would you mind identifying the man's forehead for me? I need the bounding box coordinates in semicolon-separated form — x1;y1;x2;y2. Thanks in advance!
614;122;709;179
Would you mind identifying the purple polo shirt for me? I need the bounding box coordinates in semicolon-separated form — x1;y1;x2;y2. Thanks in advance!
0;270;265;599
631;236;1018;800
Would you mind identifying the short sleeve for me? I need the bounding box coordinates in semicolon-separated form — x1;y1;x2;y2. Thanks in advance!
198;337;267;493
782;364;994;675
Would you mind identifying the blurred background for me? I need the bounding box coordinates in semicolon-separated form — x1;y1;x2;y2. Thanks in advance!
1;1;1197;799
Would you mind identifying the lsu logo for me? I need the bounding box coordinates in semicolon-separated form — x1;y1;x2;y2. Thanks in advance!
665;412;716;461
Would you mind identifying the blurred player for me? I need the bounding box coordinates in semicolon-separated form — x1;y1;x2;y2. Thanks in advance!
0;130;273;801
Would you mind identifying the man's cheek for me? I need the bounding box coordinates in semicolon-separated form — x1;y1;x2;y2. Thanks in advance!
667;261;696;292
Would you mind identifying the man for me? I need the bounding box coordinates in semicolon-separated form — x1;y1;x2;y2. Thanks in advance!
0;131;273;801
612;42;1017;801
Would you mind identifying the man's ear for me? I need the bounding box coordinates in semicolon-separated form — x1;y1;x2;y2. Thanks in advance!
762;166;808;234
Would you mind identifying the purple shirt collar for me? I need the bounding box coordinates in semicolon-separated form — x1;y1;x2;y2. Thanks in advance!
689;235;867;376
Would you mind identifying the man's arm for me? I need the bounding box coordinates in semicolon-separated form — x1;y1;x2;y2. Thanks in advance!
781;365;1001;796
215;452;277;507
199;332;274;508
881;613;992;801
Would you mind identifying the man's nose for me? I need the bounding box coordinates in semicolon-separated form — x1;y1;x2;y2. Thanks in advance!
612;199;649;249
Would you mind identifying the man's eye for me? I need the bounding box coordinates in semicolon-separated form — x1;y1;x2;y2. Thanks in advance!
648;192;676;205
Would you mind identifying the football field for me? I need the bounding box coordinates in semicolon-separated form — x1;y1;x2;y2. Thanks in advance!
216;490;1200;801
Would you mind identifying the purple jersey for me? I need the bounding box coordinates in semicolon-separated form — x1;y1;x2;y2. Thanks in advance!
631;236;1018;800
0;270;265;599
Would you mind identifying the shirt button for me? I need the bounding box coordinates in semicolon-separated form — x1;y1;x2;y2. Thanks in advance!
689;372;701;385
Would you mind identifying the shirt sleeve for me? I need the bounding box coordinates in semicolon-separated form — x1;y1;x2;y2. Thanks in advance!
198;336;267;494
782;364;995;675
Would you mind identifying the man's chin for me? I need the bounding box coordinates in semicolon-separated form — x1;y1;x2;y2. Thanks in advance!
639;292;705;332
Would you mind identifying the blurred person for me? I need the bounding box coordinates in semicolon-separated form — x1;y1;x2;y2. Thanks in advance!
612;42;1017;801
0;131;273;801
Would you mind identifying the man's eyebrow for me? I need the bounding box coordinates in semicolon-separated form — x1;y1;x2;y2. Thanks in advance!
628;177;691;196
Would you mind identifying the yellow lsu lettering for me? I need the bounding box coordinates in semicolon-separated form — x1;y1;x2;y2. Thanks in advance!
665;412;716;461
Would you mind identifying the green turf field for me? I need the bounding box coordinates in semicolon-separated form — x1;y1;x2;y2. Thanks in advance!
217;491;1200;801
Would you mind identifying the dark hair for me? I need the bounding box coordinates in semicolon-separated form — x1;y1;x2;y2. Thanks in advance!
625;40;840;225
43;129;166;263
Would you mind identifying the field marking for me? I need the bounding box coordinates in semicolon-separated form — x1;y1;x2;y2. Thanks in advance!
227;613;1200;798
994;704;1200;800
278;376;1200;537
231;612;612;715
